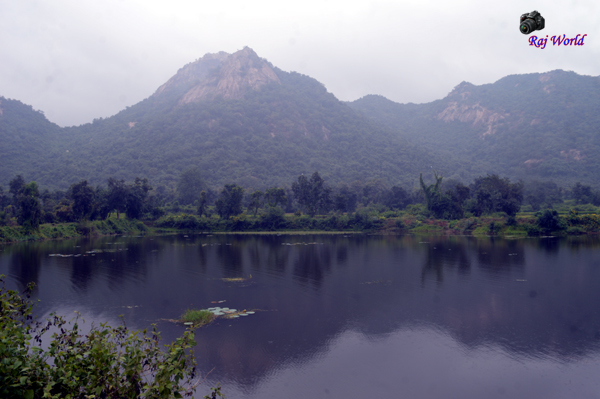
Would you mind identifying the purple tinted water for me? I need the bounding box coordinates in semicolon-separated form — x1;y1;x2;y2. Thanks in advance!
1;234;600;398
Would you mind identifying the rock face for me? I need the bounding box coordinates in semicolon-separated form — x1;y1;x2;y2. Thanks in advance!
153;47;280;104
437;101;508;137
436;81;509;137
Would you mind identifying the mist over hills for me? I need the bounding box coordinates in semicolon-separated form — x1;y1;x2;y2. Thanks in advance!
349;70;600;188
1;47;598;192
0;48;458;191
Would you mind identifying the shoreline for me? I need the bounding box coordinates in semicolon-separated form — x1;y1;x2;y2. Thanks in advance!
1;212;598;244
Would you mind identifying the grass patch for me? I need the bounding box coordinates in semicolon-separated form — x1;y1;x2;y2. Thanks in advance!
213;230;360;235
408;224;444;233
180;309;214;327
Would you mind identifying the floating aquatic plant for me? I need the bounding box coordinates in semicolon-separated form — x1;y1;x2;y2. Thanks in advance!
179;306;257;327
180;309;214;327
221;275;252;283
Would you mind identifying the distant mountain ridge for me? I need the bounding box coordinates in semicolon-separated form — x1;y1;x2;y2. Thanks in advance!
1;49;599;191
349;69;600;187
0;48;454;190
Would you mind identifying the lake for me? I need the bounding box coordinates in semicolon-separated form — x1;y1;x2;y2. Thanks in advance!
2;233;600;398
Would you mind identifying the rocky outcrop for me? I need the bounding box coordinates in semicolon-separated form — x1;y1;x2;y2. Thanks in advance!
437;101;508;136
154;52;229;97
153;47;280;104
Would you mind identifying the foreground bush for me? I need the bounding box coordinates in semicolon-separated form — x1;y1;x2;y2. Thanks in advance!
0;276;222;399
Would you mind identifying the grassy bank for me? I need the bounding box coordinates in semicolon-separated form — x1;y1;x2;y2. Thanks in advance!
2;209;599;244
0;218;148;243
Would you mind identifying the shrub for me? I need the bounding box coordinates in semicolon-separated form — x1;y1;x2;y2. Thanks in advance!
76;220;94;236
0;276;221;398
526;224;542;236
260;207;286;230
567;226;585;235
536;209;566;234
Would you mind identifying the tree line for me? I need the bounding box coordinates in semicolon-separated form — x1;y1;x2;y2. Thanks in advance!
0;176;158;231
2;168;600;231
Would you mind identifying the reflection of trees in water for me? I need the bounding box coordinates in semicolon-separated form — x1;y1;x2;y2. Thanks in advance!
216;242;244;277
245;236;287;275
336;245;348;266
99;239;151;292
266;244;289;276
246;239;262;272
565;235;600;252
476;238;524;276
59;236;159;294
536;237;560;254
69;255;94;292
8;243;44;291
293;245;332;288
421;238;471;285
196;245;208;271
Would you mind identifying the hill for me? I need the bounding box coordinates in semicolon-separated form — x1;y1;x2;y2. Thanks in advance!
348;70;600;187
0;97;63;185
0;48;458;191
3;50;599;192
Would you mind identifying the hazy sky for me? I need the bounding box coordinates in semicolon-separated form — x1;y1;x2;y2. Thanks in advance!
1;0;598;127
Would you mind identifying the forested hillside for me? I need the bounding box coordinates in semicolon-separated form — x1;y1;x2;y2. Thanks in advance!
349;70;600;187
51;67;456;190
0;98;63;185
0;48;459;191
1;49;599;193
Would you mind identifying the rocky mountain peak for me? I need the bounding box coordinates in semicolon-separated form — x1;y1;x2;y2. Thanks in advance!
153;47;280;104
447;81;475;101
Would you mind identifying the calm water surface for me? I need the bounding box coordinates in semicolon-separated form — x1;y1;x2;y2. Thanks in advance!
2;234;600;398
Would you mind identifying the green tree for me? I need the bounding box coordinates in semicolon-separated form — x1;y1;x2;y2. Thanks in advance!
429;190;464;220
419;171;443;213
9;175;25;200
571;182;596;205
292;172;330;216
69;180;95;221
384;186;411;210
92;186;112;220
17;182;42;230
471;174;524;217
248;190;264;216
419;173;467;219
215;184;244;219
177;168;206;206
107;178;128;219
260;205;286;230
536;209;566;234
334;185;357;213
264;187;287;208
126;177;152;219
525;180;562;211
197;191;208;217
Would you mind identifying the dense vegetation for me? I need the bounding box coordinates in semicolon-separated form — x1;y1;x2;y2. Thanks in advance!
2;168;599;242
0;276;222;398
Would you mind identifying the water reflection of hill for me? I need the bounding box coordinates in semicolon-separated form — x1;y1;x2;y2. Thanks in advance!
1;234;600;390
